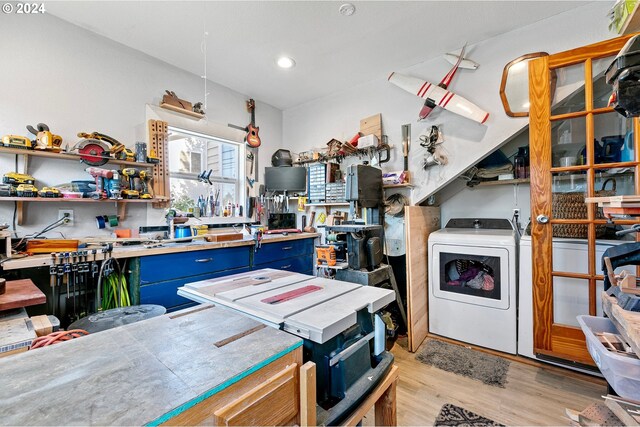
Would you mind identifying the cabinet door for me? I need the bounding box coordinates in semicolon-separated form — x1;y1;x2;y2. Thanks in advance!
140;246;250;284
529;35;640;365
253;239;313;266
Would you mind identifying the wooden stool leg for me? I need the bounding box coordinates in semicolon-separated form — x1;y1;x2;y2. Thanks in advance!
300;362;316;426
374;377;397;426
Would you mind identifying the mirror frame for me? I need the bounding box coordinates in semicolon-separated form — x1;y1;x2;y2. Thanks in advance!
499;52;550;117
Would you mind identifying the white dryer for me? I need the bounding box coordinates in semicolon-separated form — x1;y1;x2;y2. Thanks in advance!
428;218;518;354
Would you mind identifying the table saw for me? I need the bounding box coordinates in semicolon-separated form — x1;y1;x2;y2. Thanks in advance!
178;268;396;425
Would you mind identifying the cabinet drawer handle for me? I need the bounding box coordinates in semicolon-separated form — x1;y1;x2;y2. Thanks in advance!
282;246;293;250
195;258;213;263
281;264;292;270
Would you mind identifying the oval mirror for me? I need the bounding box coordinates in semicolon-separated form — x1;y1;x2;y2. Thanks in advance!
500;52;552;117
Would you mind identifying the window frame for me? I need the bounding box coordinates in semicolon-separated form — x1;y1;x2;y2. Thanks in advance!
167;125;246;220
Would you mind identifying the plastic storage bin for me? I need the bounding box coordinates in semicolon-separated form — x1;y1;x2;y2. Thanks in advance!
577;315;640;400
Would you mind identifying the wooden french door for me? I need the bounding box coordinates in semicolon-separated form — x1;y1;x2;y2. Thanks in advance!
529;35;640;365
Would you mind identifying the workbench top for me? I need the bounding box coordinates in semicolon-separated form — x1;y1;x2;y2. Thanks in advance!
2;232;319;271
0;305;302;426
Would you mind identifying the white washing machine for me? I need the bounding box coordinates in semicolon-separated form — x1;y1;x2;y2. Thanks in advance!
429;218;518;354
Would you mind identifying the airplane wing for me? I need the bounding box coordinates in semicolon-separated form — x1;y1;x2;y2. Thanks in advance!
444;53;479;70
388;72;489;124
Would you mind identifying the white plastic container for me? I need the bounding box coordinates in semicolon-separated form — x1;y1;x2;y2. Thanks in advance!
577;315;640;400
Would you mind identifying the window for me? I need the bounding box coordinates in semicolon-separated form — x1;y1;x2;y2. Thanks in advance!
168;126;244;217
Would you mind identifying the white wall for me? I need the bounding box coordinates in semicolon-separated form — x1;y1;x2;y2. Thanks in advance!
439;129;532;227
282;2;614;208
0;14;282;238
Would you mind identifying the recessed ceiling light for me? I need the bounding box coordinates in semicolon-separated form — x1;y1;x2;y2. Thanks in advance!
277;56;296;69
339;3;356;16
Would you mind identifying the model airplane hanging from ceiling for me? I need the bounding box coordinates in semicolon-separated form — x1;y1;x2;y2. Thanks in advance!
388;45;489;124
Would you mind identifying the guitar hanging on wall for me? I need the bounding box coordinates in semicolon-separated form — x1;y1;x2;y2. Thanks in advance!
245;99;261;148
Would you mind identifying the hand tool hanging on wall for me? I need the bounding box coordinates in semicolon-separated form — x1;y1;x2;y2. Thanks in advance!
401;124;410;171
419;125;448;168
304;211;316;233
49;253;57;316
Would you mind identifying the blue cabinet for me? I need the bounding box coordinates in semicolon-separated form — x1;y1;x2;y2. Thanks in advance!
137;245;251;312
140;246;250;284
253;239;312;266
253;238;315;275
257;255;314;275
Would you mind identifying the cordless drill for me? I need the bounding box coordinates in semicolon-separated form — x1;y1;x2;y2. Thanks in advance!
139;170;153;199
85;167;114;199
120;168;140;199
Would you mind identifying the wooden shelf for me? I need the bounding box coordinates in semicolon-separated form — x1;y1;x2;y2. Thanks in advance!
0;197;168;203
1;196;170;225
383;183;414;189
476;178;530;187
294;145;392;165
159;103;204;119
305;202;350;207
0;146;155;168
317;262;348;270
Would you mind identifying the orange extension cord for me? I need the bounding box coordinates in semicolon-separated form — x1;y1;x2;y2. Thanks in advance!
30;329;90;349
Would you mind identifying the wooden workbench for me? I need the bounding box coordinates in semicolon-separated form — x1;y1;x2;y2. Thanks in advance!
0;305;303;426
1;232;320;271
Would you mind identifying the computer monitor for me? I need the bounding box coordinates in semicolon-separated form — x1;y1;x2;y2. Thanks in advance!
264;167;306;192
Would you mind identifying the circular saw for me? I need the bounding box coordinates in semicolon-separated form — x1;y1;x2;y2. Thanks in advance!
72;132;124;166
74;139;111;166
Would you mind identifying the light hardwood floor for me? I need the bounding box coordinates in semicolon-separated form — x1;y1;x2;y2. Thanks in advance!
382;338;606;426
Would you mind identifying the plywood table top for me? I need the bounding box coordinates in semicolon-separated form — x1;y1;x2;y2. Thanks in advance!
0;279;46;312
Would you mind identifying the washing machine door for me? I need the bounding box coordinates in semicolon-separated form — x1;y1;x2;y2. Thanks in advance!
431;243;511;310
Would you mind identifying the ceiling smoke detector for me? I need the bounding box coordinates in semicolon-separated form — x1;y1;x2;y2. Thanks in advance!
277;56;296;69
339;3;356;16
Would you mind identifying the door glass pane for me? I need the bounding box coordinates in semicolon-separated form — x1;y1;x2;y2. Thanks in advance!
594;112;632;165
596;280;604;317
552;62;586;115
552;173;589;240
593;56;616;110
594;170;635;196
553;277;589;327
552;240;590;274
552;116;587;167
439;252;501;300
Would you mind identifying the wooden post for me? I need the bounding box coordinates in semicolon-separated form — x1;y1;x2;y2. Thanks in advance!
16;201;24;226
300;362;316;427
374;375;397;426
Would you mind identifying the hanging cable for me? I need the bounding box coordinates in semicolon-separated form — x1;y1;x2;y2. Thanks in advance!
200;19;210;112
12;216;69;252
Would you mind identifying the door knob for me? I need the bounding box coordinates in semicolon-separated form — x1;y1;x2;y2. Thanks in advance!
536;214;549;224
